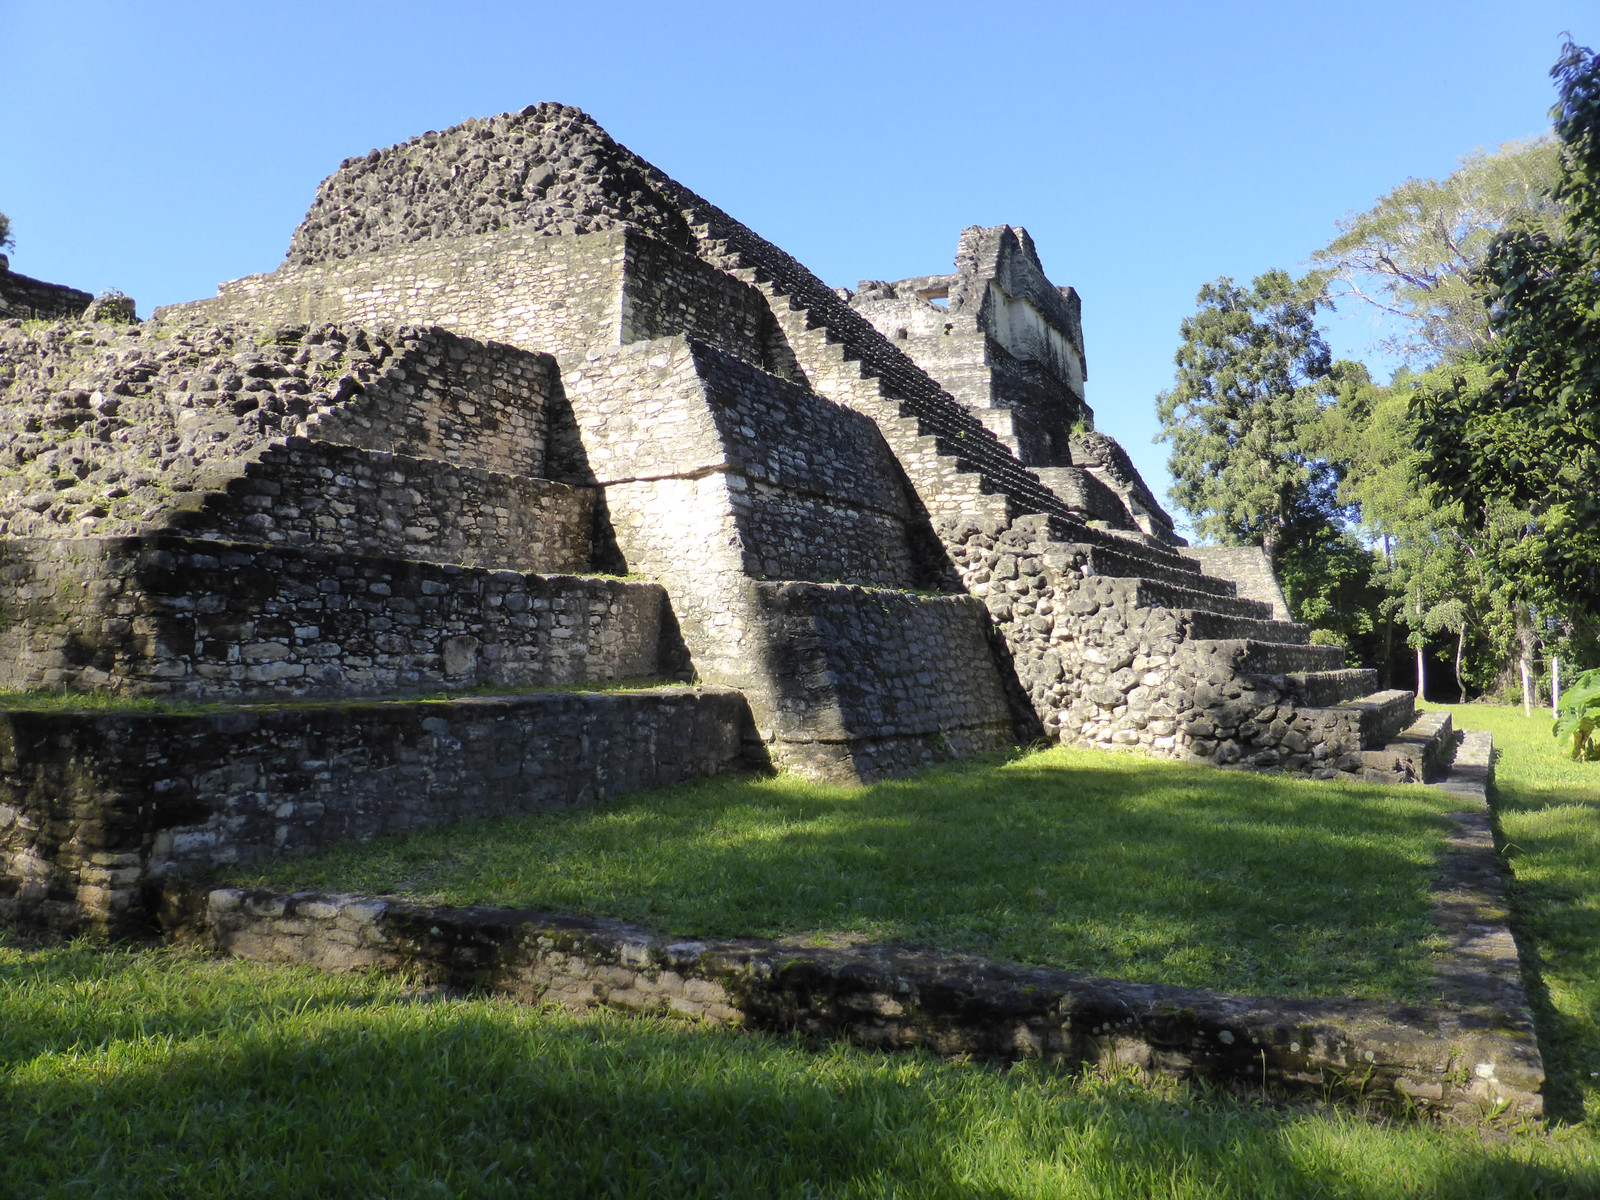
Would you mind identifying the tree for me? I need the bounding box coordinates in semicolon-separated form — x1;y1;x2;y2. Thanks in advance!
1414;40;1600;632
0;211;11;252
1156;270;1343;567
1312;139;1563;363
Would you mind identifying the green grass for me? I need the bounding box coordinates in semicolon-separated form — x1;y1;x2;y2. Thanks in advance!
1425;703;1600;1126
0;677;683;715
2;931;1595;1199
221;745;1464;1002
7;709;1600;1195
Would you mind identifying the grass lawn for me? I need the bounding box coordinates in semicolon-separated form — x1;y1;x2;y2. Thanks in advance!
4;705;1598;1197
222;746;1466;1002
2;932;1596;1199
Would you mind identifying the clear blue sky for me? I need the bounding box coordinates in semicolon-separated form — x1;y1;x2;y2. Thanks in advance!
4;0;1592;529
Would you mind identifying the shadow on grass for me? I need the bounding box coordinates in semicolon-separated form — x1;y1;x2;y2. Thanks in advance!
3;941;1593;1199
226;748;1461;1002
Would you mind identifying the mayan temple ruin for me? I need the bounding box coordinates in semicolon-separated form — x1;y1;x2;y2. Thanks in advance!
0;103;1464;935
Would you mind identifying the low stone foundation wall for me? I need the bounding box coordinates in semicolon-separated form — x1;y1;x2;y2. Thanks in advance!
169;871;1538;1122
1;685;756;935
156;723;1540;1124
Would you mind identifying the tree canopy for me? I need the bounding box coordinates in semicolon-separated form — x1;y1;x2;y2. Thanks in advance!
1414;39;1600;624
1155;269;1341;566
1312;138;1562;363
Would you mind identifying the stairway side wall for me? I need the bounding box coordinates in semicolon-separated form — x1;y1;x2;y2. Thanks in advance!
1179;546;1292;622
941;514;1370;776
562;337;1015;779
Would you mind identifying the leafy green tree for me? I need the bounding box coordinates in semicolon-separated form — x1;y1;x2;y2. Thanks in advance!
1308;362;1525;700
1415;39;1600;631
1312;139;1562;363
1155;270;1343;567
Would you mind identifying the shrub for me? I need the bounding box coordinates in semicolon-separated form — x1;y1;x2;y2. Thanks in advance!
1552;666;1600;760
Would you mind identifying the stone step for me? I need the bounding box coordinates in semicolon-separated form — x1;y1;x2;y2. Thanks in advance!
1180;607;1313;645
1078;542;1235;595
1066;524;1211;577
1120;578;1276;621
1363;709;1457;784
1195;639;1349;676
1283;668;1380;707
1334;689;1418;751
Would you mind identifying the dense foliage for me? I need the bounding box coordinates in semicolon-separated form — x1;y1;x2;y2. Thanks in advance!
1160;42;1599;707
1415;41;1600;624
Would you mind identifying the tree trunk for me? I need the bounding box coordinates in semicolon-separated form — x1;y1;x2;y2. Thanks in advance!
1552;655;1562;717
1414;598;1427;704
1378;536;1394;689
1455;625;1467;704
1378;612;1392;689
1518;611;1537;717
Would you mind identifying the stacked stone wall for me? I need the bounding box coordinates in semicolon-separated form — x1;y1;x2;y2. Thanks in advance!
0;686;753;934
167;438;594;572
561;336;1015;776
308;327;554;480
939;514;1381;778
564;337;921;589
750;581;1015;779
0;536;670;699
163;228;777;375
0;266;93;320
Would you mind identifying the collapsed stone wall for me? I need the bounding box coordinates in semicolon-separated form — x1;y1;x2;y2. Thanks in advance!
0;319;386;537
0;536;670;699
285;104;697;264
0;318;557;538
0;687;753;934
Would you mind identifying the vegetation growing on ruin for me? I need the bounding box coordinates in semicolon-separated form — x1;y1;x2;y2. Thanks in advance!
0;677;685;715
224;743;1462;1003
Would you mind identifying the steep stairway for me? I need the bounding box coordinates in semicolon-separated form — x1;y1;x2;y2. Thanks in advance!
666;217;1450;781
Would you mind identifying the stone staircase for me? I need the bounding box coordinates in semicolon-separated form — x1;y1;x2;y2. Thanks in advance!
670;218;1457;783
